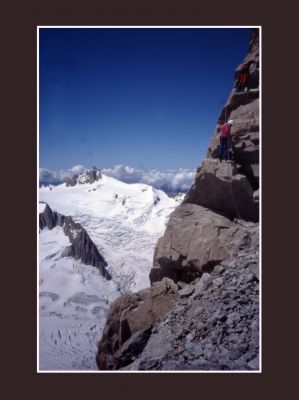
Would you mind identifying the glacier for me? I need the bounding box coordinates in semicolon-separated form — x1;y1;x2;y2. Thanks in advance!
39;173;184;370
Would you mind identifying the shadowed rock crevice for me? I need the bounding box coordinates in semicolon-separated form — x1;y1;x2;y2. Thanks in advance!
114;327;152;369
120;318;132;345
97;278;179;370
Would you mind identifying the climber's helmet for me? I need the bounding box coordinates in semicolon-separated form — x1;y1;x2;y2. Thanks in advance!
228;120;234;126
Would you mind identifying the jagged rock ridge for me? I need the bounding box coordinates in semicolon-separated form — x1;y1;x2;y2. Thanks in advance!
39;202;111;280
96;29;260;370
66;167;102;187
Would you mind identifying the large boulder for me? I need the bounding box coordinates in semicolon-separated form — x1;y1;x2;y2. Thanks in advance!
97;278;179;370
183;159;258;222
150;203;258;284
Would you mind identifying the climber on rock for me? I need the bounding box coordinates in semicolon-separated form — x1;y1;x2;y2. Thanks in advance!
236;61;252;92
218;119;233;162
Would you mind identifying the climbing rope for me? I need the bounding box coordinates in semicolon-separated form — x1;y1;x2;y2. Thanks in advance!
222;86;256;222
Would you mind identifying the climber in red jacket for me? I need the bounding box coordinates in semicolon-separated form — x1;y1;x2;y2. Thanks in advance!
219;120;233;161
236;61;253;92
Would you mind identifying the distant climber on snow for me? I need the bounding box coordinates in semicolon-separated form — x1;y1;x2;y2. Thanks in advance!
218;119;233;162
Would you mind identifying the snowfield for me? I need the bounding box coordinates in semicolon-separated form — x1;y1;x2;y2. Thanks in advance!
39;202;46;214
39;174;184;370
39;226;119;370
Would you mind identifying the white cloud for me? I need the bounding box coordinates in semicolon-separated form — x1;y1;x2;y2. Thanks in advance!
70;165;87;174
102;165;195;193
39;164;195;193
39;166;87;185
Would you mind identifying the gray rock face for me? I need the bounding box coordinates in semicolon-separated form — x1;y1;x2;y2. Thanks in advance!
39;203;57;230
39;202;111;280
183;159;258;222
96;29;260;371
208;92;259;190
236;27;259;91
96;278;179;370
150;203;258;284
65;174;78;187
150;30;259;285
98;246;259;371
207;29;259;190
136;247;259;371
66;167;102;187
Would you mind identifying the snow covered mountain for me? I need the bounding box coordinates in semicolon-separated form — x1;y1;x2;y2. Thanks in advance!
39;171;184;370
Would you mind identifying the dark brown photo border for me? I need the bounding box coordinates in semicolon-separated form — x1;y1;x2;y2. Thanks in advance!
3;0;296;398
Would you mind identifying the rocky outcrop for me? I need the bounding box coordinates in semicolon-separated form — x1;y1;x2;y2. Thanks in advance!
150;29;260;283
150;28;259;298
150;203;258;284
183;159;258;222
208;28;260;190
66;167;102;187
123;246;259;370
39;202;111;280
235;28;259;91
96;29;260;371
208;91;259;190
97;278;179;370
39;202;57;230
97;243;259;370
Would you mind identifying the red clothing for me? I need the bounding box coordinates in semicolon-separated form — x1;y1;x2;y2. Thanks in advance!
220;123;231;138
238;63;250;84
239;72;248;84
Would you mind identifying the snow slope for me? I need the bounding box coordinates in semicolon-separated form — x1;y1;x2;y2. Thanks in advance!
39;226;119;370
39;174;182;292
39;174;183;370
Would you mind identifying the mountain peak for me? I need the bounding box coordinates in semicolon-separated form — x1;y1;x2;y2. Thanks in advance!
66;167;102;187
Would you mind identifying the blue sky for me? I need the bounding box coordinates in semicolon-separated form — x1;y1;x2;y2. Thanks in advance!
39;27;251;171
